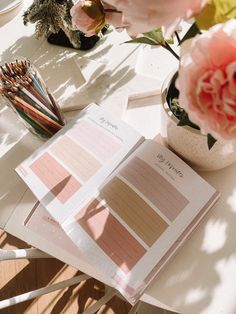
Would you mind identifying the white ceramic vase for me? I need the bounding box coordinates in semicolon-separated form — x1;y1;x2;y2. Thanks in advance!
161;73;236;171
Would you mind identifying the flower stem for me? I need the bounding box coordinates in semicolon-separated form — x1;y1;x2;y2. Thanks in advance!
174;31;181;44
162;41;180;60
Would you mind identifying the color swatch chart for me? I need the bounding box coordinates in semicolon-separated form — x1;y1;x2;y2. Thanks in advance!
30;118;122;204
75;154;189;274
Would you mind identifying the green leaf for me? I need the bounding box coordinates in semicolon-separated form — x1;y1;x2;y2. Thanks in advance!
196;0;236;30
124;37;160;45
207;134;217;150
143;28;174;45
170;98;199;129
179;22;201;45
176;114;199;129
177;116;192;126
124;28;173;46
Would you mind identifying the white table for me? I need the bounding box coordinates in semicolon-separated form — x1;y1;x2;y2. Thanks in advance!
1;2;236;314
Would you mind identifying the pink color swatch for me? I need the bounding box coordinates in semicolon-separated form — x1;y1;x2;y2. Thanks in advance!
68;120;121;162
30;152;80;203
75;199;146;273
119;157;189;221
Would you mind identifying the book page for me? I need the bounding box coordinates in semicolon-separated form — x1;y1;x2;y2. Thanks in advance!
62;139;220;304
16;104;143;223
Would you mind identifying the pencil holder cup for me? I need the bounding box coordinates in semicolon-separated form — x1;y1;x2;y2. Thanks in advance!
0;58;65;140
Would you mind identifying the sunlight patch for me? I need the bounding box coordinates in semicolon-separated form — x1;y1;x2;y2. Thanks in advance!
185;287;207;304
227;189;236;213
201;220;227;254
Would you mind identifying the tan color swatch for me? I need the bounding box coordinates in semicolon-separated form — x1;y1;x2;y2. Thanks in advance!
50;136;101;182
100;177;168;247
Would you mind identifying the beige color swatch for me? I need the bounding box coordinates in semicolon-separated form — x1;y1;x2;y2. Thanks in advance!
50;136;101;182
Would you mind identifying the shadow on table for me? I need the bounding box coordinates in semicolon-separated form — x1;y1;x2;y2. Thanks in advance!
1;34;137;114
0;105;27;158
0;132;42;229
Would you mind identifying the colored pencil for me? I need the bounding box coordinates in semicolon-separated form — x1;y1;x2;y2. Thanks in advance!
0;59;65;139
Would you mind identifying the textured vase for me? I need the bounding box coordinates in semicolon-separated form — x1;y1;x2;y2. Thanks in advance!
161;73;236;171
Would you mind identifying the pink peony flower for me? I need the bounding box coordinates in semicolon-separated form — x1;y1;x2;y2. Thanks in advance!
177;20;236;140
70;0;105;37
102;0;207;36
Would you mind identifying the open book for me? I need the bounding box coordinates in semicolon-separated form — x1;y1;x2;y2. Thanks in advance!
16;103;220;304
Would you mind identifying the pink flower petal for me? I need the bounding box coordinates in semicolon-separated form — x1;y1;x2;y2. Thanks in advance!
178;20;236;140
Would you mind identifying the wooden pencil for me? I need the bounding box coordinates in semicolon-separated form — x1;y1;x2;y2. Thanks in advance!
12;98;61;132
20;86;60;122
47;90;65;126
14;106;52;138
9;93;63;129
28;114;54;136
